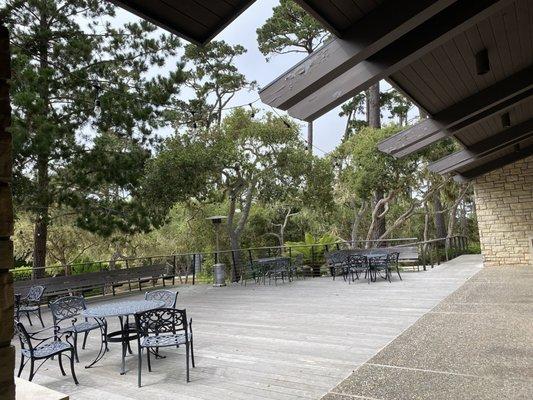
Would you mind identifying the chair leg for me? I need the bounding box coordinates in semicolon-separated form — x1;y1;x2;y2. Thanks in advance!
26;311;33;326
17;355;25;377
147;346;152;372
137;347;142;387
73;332;79;363
37;307;45;328
69;350;79;385
397;266;402;280
82;331;89;350
58;354;66;376
185;342;190;382
29;359;35;381
190;337;195;368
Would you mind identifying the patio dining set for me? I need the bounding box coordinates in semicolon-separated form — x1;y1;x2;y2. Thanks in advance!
13;288;194;388
326;250;402;284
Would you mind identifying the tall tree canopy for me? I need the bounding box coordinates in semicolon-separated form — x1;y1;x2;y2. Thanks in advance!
256;0;328;154
3;0;185;276
143;108;332;280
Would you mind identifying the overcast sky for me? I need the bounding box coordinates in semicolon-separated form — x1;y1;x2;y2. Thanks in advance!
115;1;401;156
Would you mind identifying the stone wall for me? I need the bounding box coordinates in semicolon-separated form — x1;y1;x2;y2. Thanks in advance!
473;155;533;267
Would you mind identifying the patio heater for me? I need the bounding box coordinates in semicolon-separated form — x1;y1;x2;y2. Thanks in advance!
206;215;227;286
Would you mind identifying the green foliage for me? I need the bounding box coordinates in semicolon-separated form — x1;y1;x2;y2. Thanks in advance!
335;126;419;199
256;0;328;57
11;267;33;282
5;0;185;269
286;232;339;264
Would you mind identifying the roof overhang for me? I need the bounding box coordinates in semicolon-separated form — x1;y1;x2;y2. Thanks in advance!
261;0;533;181
109;0;256;46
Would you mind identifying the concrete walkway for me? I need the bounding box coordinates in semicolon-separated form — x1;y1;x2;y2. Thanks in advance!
323;257;533;400
13;255;483;400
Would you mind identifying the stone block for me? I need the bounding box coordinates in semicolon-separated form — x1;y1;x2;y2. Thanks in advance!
0;271;13;345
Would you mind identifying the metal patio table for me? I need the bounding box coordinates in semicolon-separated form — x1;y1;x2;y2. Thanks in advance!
82;299;165;374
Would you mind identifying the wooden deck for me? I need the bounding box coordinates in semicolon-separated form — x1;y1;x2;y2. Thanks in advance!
13;256;483;400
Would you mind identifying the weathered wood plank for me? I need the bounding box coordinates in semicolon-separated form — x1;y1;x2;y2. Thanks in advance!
14;256;483;400
429;118;533;174
287;0;515;121
378;68;533;158
457;142;533;180
260;0;457;109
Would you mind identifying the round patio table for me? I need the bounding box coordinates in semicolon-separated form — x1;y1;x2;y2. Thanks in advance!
82;299;165;374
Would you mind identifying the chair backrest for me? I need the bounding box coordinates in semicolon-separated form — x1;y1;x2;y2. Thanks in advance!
49;295;86;325
145;289;178;308
135;308;188;337
26;285;45;302
14;321;33;352
387;252;400;264
292;254;303;267
325;250;350;266
347;254;367;267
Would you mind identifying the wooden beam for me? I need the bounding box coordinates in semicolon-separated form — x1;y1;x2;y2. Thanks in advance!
0;23;15;400
378;68;533;157
260;0;457;109
287;0;514;121
429;118;533;174
455;143;533;181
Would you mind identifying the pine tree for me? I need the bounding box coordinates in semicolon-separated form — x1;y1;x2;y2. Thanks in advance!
3;0;185;277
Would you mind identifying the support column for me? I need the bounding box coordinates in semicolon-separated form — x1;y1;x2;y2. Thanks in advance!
0;23;15;400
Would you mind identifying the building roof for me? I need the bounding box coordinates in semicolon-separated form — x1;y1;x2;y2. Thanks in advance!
260;0;533;181
109;0;256;46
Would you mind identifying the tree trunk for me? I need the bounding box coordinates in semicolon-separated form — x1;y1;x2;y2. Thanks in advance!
367;82;384;243
307;121;313;154
32;155;49;279
367;82;381;129
32;11;51;279
372;190;386;242
228;231;241;282
433;191;446;240
351;201;366;247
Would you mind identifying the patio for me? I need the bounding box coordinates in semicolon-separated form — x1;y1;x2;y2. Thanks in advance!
13;255;483;400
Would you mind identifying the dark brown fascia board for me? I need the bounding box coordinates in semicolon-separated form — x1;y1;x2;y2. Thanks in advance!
287;0;515;121
260;0;457;110
378;68;533;158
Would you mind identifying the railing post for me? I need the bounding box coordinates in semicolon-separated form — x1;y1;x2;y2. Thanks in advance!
191;254;195;285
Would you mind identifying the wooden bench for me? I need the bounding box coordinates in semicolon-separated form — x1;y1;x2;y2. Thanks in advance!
14;263;177;300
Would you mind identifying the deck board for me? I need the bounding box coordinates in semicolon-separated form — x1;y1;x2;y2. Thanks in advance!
13;255;482;399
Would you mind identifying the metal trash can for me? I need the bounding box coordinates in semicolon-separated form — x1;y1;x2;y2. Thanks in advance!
213;263;226;287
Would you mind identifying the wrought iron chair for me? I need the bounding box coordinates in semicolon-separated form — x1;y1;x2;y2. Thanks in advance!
346;254;368;283
289;254;305;280
134;308;195;387
15;285;46;327
49;296;106;363
266;258;291;285
368;255;392;283
145;289;178;308
388;252;402;280
325;251;350;281
15;320;78;384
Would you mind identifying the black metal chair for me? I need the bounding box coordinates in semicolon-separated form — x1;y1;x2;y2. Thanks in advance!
346;254;368;283
289;254;304;280
325;251;350;281
369;255;393;283
266;258;291;285
15;320;78;384
15;285;46;327
49;296;106;362
388;252;402;280
134;308;195;387
145;289;178;308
